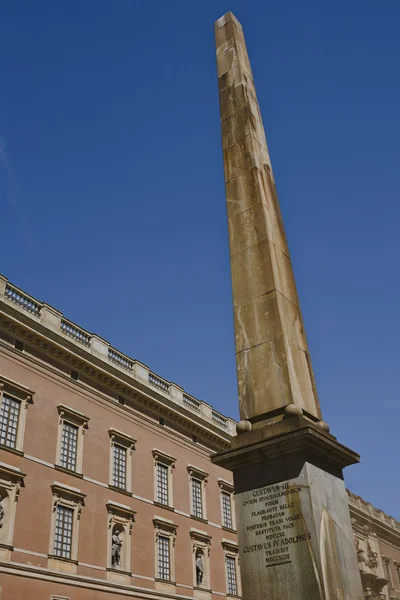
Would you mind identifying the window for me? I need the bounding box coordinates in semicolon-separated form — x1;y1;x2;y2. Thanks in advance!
192;479;203;518
60;423;78;471
152;450;176;508
154;517;177;584
109;429;136;493
54;505;73;559
49;484;86;571
0;376;34;453
396;563;400;586
222;540;240;597
113;444;127;489
218;479;235;530
158;535;170;580
56;405;89;475
157;463;169;505
222;492;233;529
0;395;21;449
226;556;237;596
14;339;24;352
188;465;208;520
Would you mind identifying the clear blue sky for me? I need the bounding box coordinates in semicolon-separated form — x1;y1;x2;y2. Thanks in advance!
1;1;399;518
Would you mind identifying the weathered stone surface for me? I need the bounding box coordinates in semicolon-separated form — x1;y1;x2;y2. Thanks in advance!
234;462;363;600
215;11;320;422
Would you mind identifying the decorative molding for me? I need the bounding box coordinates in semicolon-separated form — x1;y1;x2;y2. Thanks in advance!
152;449;176;467
106;501;136;535
57;404;89;430
221;539;239;554
217;479;234;494
364;541;378;569
187;465;208;482
109;429;136;450
0;302;232;451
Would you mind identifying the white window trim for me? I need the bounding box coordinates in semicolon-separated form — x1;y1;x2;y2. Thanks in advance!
153;516;177;584
222;539;241;597
190;528;212;590
0;462;26;557
48;483;86;570
383;556;394;588
0;375;34;454
187;465;208;521
106;500;136;574
56;405;89;475
218;479;236;531
108;429;136;493
152;449;176;508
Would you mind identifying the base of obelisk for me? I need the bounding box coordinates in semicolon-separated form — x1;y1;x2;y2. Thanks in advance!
212;418;364;600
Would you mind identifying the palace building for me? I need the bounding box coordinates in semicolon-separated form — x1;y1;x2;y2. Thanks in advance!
0;274;398;600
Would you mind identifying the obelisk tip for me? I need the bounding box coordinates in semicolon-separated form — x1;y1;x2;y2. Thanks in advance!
214;12;242;31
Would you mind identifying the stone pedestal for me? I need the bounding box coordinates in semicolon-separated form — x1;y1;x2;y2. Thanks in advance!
213;418;364;600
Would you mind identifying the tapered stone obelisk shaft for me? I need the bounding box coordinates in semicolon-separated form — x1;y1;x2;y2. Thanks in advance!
216;12;321;424
213;13;363;600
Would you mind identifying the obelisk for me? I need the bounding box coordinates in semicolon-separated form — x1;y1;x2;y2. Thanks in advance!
212;12;364;600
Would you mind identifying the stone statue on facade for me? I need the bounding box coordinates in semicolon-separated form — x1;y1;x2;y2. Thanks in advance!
111;529;123;567
196;553;204;586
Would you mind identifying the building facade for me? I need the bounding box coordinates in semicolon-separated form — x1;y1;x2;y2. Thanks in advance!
0;274;398;600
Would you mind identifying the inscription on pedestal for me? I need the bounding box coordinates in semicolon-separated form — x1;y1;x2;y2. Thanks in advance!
240;482;311;569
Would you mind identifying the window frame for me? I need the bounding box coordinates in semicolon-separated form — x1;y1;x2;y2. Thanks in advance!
383;556;393;588
222;539;241;597
152;450;176;508
218;479;236;531
48;483;86;570
56;405;89;476
153;517;177;584
0;375;34;454
108;429;136;494
187;465;208;521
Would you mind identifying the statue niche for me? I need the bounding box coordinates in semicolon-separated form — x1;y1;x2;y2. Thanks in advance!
196;549;205;587
111;525;124;568
0;489;9;544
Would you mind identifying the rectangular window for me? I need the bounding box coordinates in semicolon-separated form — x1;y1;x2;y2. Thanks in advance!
226;556;237;595
54;505;73;559
113;444;127;489
396;567;400;586
0;394;21;448
60;422;78;471
192;478;203;518
222;492;233;529
156;463;169;505
158;535;170;580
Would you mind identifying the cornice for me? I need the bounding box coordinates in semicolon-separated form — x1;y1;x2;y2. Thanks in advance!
0;307;232;451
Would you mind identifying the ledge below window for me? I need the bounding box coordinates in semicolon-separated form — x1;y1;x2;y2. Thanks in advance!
222;526;237;534
0;444;24;457
191;515;208;524
108;484;132;497
55;464;83;479
154;501;175;512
